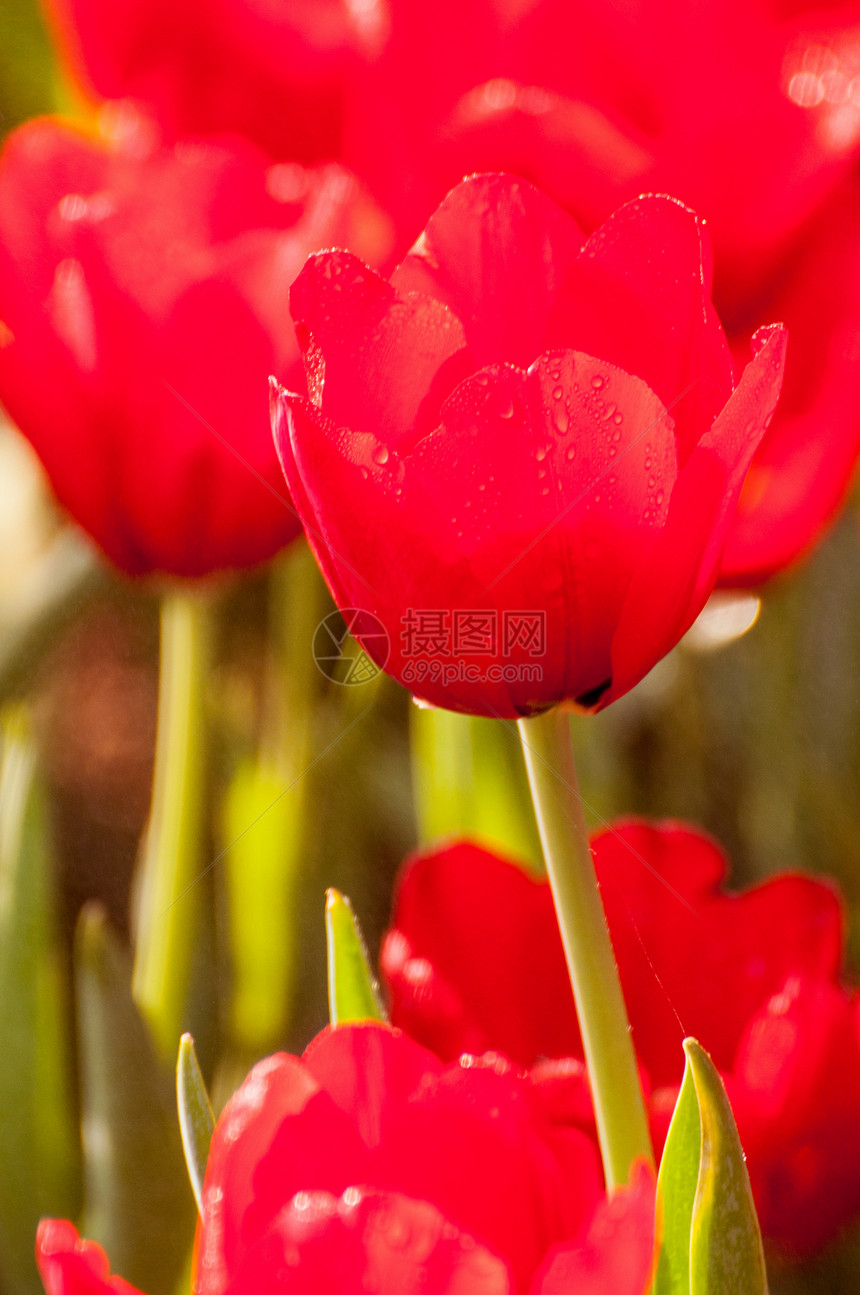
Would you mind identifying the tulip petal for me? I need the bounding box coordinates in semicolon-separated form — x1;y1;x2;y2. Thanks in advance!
36;1221;144;1295
196;1053;367;1295
545;194;735;463
392;173;585;369
609;323;786;702
531;1160;655;1295
225;1188;514;1295
720;182;860;584
289;250;472;445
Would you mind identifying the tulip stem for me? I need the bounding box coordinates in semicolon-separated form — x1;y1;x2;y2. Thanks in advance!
133;590;210;1062
518;708;653;1189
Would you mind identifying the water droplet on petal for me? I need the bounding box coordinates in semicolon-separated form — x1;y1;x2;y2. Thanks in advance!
494;390;515;420
591;374;605;390
553;406;570;434
552;384;563;400
565;444;577;461
373;445;390;466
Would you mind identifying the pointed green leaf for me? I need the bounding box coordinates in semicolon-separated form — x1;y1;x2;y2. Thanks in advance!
652;1037;768;1295
651;1049;702;1295
0;708;79;1295
325;889;387;1026
177;1033;215;1213
76;904;196;1295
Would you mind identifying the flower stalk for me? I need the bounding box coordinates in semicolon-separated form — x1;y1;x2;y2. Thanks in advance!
518;707;653;1188
133;590;210;1061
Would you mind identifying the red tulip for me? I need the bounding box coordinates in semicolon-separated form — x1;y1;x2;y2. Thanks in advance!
38;1153;653;1295
35;1025;657;1295
346;0;860;585
195;1025;607;1295
272;173;785;716
381;823;860;1256
43;0;369;165
36;1220;143;1295
0;116;390;576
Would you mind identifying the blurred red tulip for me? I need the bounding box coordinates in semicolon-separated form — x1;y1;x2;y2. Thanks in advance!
381;822;860;1256
38;1143;652;1295
0;115;390;576
273;173;784;715
44;0;377;164
34;1026;658;1295
36;1220;144;1295
195;1024;606;1295
347;0;860;585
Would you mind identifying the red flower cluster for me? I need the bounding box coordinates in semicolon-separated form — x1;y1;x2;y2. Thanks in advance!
273;173;785;716
0;116;389;575
381;822;860;1257
37;1027;656;1295
345;0;860;584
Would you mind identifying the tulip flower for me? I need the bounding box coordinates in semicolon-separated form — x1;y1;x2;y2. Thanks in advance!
0;116;390;576
381;822;860;1257
345;0;860;585
37;1028;656;1295
43;0;370;165
273;173;785;716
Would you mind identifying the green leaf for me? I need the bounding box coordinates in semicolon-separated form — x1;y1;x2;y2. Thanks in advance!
652;1037;768;1295
0;708;79;1295
325;889;387;1026
76;904;196;1295
176;1033;215;1213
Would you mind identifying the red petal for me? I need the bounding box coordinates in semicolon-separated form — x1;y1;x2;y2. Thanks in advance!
196;1054;367;1295
382;841;577;1067
225;1188;514;1295
544;194;734;462
734;983;860;1256
289;250;471;445
36;1221;144;1295
531;1160;655;1295
720;182;860;585
392;174;585;369
609;323;786;703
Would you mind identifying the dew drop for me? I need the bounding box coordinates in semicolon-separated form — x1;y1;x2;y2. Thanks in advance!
373;445;390;466
655;489;665;506
495;391;515;420
359;467;369;480
613;411;623;425
648;476;656;488
535;443;550;463
553;406;569;434
603;402;617;420
644;457;652;471
591;374;605;390
552;384;563;400
565;444;577;461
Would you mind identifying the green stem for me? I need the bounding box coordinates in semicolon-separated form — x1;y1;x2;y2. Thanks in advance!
518;708;653;1188
133;590;209;1062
